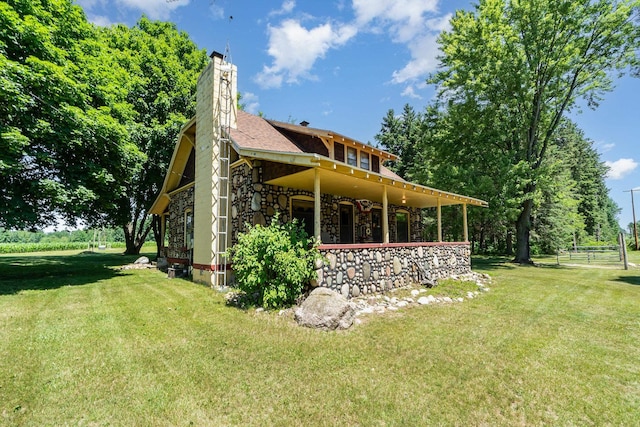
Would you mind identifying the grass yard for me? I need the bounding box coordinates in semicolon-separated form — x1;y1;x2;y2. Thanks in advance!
1;249;639;425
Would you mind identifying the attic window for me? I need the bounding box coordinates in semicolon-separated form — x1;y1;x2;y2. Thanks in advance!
335;142;345;162
372;155;380;173
360;152;370;170
347;147;357;166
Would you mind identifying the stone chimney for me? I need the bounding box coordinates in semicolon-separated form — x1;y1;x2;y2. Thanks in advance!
192;51;237;286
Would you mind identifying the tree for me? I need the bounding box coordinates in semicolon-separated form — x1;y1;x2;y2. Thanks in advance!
431;0;640;263
97;18;208;254
0;0;140;229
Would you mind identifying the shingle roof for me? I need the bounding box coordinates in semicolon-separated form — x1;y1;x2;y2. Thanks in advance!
230;110;302;153
230;110;404;181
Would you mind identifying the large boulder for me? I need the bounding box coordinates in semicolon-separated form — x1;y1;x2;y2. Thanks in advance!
295;287;356;330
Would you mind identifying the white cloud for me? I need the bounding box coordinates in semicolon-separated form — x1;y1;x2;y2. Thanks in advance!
85;14;117;27
255;19;357;88
116;0;189;20
241;92;260;115
78;0;190;21
595;141;615;153
605;158;638;180
269;0;296;17
352;1;449;89
209;3;225;20
401;85;422;99
391;33;440;84
256;0;449;90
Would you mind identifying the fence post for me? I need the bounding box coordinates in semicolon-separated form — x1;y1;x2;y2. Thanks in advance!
620;233;629;270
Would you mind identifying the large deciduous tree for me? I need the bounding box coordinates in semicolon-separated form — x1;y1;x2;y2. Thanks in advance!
0;0;139;229
430;0;639;263
1;1;208;255
98;18;208;254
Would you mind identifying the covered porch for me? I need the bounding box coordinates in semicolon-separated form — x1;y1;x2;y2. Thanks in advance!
257;154;487;244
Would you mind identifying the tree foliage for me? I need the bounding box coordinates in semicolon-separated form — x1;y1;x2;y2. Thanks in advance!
1;0;139;229
1;1;208;255
376;103;620;254
429;0;639;262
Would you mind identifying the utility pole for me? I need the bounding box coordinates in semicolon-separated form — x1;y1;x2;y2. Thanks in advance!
625;189;639;251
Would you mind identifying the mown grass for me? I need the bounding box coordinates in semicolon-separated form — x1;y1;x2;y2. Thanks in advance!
1;250;639;425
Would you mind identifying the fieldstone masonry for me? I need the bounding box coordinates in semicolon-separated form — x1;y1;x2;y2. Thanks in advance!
317;243;471;299
166;186;194;261
166;158;472;296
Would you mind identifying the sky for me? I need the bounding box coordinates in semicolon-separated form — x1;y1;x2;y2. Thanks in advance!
76;0;640;231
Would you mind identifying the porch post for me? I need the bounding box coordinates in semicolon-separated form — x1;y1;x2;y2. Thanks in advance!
382;185;389;243
437;198;442;242
314;168;321;242
463;203;468;242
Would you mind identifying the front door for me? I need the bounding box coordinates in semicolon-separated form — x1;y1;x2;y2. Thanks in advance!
339;204;354;243
371;208;382;243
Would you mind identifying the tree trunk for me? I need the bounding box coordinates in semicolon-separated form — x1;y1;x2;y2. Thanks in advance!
514;198;534;264
505;229;513;256
123;223;139;255
123;218;151;255
152;215;162;259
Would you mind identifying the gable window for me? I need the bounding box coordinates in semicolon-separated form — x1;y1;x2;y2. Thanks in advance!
396;211;409;243
372;155;380;173
335;142;345;162
347;147;357;166
360;152;370;170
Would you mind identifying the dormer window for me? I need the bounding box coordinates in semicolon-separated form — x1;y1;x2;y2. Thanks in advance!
347;147;357;166
360;152;370;170
335;142;345;162
372;154;380;173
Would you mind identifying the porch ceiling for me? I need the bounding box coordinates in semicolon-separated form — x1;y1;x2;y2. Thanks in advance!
264;165;486;209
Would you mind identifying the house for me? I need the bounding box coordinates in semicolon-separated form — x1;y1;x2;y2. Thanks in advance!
149;51;487;297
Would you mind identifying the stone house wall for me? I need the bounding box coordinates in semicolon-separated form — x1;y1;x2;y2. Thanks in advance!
166;186;194;261
317;243;471;299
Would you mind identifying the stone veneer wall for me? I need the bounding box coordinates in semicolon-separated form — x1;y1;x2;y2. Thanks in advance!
230;160;423;245
317;243;471;299
166;186;194;261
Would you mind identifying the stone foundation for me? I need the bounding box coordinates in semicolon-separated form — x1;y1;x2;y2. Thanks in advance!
317;242;471;299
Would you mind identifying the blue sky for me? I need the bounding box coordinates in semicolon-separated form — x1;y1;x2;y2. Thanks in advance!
77;0;640;230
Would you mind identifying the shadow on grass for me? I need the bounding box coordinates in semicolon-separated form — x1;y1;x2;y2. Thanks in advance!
612;276;640;286
471;255;562;270
0;251;154;295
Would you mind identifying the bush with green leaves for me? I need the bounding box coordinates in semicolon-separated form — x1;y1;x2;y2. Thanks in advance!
228;215;321;309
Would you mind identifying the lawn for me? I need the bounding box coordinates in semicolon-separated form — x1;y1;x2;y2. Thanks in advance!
1;249;639;425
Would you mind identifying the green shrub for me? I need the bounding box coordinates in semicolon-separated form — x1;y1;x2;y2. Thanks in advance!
228;214;322;309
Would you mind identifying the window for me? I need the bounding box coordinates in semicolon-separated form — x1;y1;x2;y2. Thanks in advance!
291;198;314;238
347;147;357;166
335;142;345;162
372;155;380;173
360;152;370;170
184;210;194;249
396;212;409;243
162;214;170;249
339;204;354;243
